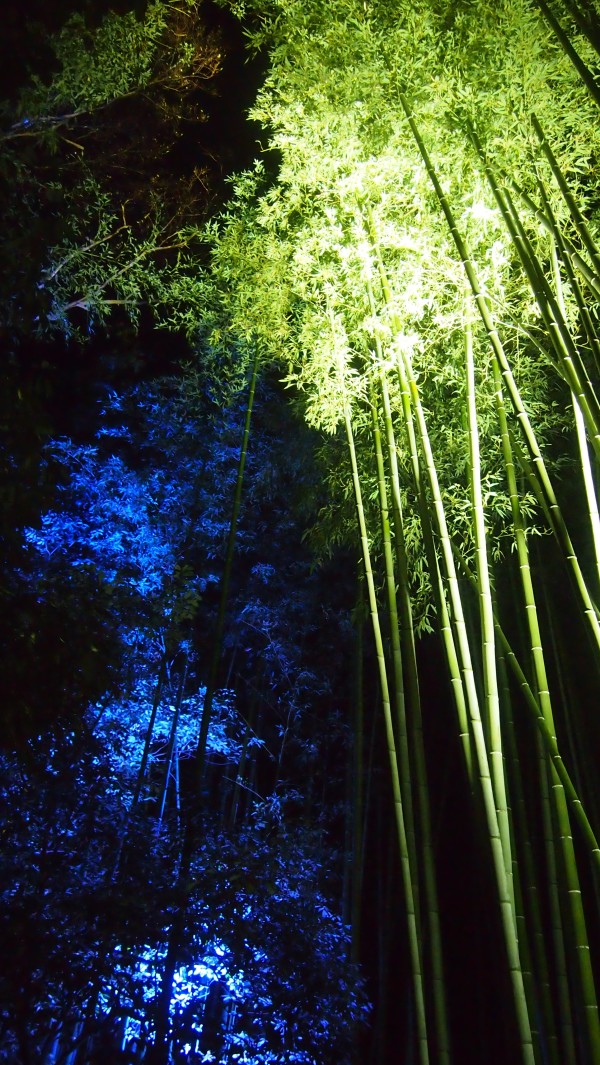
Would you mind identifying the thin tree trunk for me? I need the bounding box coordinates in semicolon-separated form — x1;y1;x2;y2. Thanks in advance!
131;654;168;811
369;382;422;943
500;655;561;1065
156;656;188;834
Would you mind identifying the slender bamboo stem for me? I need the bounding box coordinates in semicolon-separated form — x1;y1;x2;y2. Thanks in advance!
471;126;600;461
465;307;513;896
402;97;600;660
556;0;600;58
537;173;600;376
149;352;260;1065
351;574;365;966
402;332;534;1064
532;113;600;277
500;655;562;1065
533;0;600;109
376;365;452;1065
510;431;600;655
493;357;595;1060
131;654;168;811
157;656;188;833
537;732;578;1065
194;347;259;787
369;381;422;942
337;333;430;1065
550;242;600;596
374;229;533;1065
491;617;600;871
364;213;474;779
501;167;600;299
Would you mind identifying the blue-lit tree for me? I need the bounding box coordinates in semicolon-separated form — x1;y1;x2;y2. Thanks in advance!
13;0;600;1062
0;360;367;1063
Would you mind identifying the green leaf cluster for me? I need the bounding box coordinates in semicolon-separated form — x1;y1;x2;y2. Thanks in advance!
1;0;224;341
208;0;599;618
17;1;196;120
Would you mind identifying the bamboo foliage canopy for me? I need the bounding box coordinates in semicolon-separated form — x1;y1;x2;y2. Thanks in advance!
210;0;600;1062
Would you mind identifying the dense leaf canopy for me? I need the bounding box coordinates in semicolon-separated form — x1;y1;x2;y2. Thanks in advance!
4;1;600;1063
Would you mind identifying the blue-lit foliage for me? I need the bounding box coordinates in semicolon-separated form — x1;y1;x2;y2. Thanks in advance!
0;744;367;1063
92;822;369;1064
0;3;371;1060
1;371;367;1064
22;381;224;645
95;678;242;788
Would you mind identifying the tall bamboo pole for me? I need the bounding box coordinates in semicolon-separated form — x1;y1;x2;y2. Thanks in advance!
364;218;474;781
499;654;562;1065
157;655;188;833
533;0;600;110
400;97;600;662
493;359;584;1062
376;365;452;1065
532;114;600;278
335;321;431;1065
369;375;421;940
193;347;259;789
554;0;600;58
399;94;541;1065
470;126;600;463
550;242;600;597
497;167;600;300
493;337;600;1055
351;574;365;966
465;307;514;899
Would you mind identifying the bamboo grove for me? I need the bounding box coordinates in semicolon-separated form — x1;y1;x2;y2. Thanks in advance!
207;0;600;1062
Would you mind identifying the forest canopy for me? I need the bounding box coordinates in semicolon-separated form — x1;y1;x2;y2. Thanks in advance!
3;1;600;1064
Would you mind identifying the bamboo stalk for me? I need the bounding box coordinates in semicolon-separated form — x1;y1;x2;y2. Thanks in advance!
401;97;600;660
131;654;168;811
500;181;600;449
465;306;513;895
499;167;600;300
376;363;452;1065
493;356;596;1060
364;212;474;779
499;654;562;1065
550;241;600;596
510;430;600;656
369;380;422;940
556;0;600;58
399;329;534;1064
193;347;259;788
371;194;534;1065
536;173;600;376
150;350;260;1065
491;616;600;871
351;573;365;966
157;655;188;833
532;113;600;278
471;127;600;461
533;0;600;109
337;327;431;1065
537;733;578;1065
